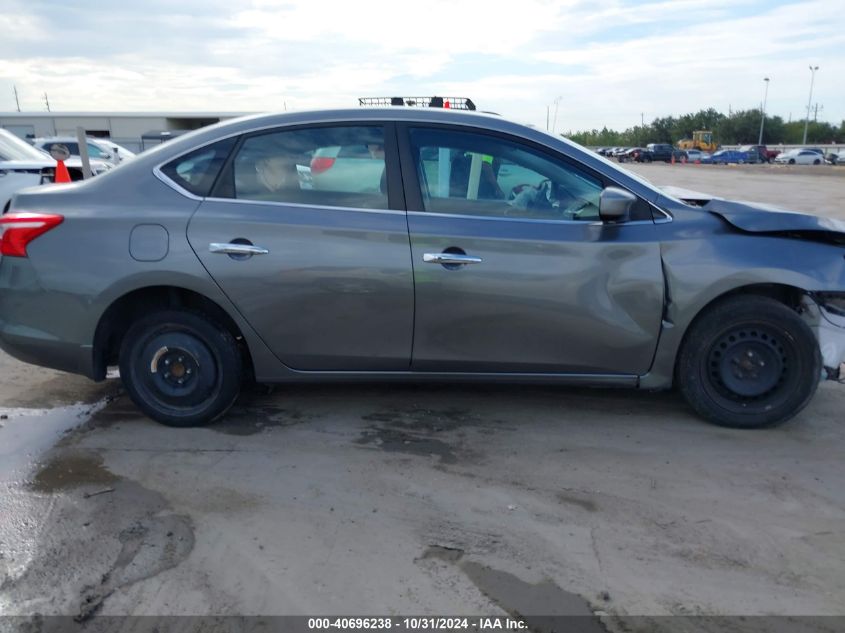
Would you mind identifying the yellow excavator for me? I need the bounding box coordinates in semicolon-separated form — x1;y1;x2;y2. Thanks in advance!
677;130;718;152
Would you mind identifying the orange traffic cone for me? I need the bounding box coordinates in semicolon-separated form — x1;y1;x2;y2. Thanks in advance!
444;100;450;109
55;159;71;183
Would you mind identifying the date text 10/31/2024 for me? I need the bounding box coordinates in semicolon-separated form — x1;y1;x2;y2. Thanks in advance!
307;617;529;630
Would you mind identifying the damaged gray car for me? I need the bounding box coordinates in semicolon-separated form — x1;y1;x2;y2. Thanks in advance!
1;108;844;429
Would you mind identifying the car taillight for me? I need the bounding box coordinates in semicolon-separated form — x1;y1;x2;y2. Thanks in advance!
0;213;64;257
310;156;336;174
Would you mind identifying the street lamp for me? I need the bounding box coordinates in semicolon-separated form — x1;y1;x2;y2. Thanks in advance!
757;77;770;145
802;66;819;145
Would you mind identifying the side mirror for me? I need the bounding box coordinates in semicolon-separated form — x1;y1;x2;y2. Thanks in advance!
599;186;637;222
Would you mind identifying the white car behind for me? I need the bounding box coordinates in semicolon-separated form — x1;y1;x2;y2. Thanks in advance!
773;149;824;165
0;129;110;211
32;136;135;164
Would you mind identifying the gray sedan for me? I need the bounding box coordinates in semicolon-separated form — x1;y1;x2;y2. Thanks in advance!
2;108;844;429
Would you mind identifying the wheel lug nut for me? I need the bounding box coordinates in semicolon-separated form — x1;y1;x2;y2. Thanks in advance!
164;359;170;365
178;356;184;363
186;368;192;375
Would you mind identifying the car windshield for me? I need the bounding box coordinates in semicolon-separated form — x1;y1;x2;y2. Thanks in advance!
0;130;50;161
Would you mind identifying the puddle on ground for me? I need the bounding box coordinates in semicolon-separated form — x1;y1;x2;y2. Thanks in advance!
355;427;458;464
362;406;476;433
0;400;112;484
356;406;487;464
30;451;118;493
419;546;607;633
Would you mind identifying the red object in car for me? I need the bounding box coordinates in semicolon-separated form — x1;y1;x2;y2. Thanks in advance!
0;213;64;257
310;156;336;174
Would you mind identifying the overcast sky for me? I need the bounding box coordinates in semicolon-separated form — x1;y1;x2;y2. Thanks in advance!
1;0;842;132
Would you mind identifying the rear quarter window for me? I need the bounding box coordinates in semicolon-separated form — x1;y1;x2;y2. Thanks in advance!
160;137;236;197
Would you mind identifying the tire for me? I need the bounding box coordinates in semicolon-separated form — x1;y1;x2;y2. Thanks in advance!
813;159;821;165
119;309;242;427
789;158;795;164
644;156;652;163
676;296;821;429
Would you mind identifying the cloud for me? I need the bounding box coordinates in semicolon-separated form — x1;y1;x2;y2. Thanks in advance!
0;0;842;132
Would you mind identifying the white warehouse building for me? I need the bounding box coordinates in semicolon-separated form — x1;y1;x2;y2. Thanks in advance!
0;112;248;152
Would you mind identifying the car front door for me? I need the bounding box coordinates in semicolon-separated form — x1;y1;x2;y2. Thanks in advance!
398;125;664;376
186;123;414;371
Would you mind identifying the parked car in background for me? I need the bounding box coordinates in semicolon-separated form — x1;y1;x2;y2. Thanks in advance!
634;143;684;163
617;148;644;163
3;108;845;431
774;149;824;165
824;150;845;165
701;149;750;164
32;136;136;164
739;145;779;163
0;129;110;212
682;149;711;163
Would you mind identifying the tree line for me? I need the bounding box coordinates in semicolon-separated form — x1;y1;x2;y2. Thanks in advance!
564;108;845;147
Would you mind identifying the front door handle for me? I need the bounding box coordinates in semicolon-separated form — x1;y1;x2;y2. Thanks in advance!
423;252;483;265
209;242;269;255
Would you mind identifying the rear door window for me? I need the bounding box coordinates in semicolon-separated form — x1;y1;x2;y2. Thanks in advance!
222;126;388;210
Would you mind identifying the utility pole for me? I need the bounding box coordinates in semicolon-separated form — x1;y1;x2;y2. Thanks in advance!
641;112;644;127
13;85;21;112
552;96;561;134
803;65;819;145
43;92;51;112
813;103;823;122
546;105;550;131
757;77;769;145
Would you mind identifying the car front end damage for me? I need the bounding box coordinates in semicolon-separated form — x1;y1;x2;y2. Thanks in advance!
800;293;845;382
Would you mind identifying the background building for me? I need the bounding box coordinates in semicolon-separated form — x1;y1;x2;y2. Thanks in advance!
0;112;248;151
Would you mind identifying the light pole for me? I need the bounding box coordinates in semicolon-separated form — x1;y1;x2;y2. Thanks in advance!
757;77;770;145
802;65;819;145
552;96;562;134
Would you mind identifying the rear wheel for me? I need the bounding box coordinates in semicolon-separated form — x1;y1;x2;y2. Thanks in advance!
677;296;820;428
813;158;821;165
119;310;242;426
789;158;796;164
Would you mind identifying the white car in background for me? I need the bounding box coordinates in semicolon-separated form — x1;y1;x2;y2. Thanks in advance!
683;149;711;162
32;136;136;164
0;129;111;212
773;149;824;165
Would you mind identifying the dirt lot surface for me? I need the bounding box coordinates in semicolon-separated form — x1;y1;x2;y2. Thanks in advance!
1;165;844;632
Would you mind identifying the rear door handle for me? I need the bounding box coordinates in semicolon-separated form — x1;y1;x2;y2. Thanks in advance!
209;243;269;255
423;253;482;265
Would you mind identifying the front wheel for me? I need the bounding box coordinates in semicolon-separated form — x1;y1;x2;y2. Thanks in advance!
119;310;243;426
676;296;821;428
813;159;821;165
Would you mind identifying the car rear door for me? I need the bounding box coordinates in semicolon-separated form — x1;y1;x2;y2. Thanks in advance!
185;122;414;371
398;124;664;376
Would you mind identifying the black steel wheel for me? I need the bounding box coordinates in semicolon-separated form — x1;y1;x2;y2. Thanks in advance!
119;310;242;426
677;296;821;428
